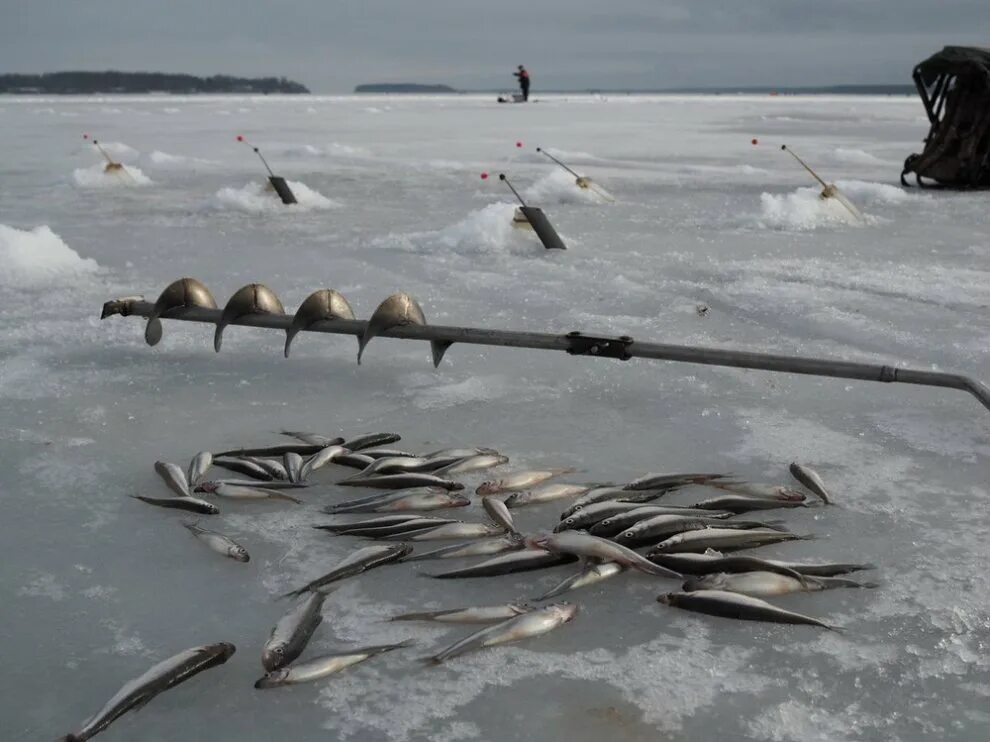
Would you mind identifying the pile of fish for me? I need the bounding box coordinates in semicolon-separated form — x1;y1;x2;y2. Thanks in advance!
61;430;876;739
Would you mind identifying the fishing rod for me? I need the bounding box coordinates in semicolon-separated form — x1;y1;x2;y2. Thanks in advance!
83;134;135;181
236;135;297;205
498;174;567;250
535;146;615;202
780;144;863;222
101;281;990;413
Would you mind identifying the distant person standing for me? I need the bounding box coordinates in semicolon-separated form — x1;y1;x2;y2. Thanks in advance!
514;65;530;101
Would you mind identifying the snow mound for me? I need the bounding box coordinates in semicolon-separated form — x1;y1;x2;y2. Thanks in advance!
0;224;99;287
281;142;370;158
371;202;548;255
832;148;884;165
212;180;339;213
523;169;607;204
758;187;863;230
72;164;153;188
148;150;217;168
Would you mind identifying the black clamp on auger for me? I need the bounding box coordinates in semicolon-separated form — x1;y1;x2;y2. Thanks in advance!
565;332;633;360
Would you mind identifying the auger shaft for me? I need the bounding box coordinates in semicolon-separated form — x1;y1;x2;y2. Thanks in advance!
103;299;990;412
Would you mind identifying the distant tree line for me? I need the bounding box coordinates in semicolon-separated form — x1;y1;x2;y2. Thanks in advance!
0;71;309;94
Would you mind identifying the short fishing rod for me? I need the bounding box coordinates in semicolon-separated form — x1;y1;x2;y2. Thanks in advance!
536;147;581;178
237;135;276;177
498;173;527;206
780;145;829;189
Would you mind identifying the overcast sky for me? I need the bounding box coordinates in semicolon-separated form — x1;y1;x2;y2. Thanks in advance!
2;1;988;91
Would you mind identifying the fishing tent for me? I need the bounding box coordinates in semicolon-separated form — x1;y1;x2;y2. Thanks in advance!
901;46;990;188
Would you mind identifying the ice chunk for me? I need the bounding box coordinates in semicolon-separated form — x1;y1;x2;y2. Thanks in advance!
0;224;99;287
212;180;339;213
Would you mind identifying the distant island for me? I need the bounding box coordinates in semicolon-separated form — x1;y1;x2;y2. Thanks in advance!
355;83;458;94
0;71;309;94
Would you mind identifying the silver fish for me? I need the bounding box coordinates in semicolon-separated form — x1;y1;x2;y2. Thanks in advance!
284;288;355;358
214;283;284;352
58;642;235;741
342;432;402;452
262;591;329;671
284;452;304;483
255;640;411;688
326;489;469;514
691;495;810;514
623;472;731;491
428;548;575;578
243;456;288;481
196;481;301;504
211;458;274;481
182;521;249;562
205;478;307;490
709;482;807;500
323;487;442;512
649;528;809;554
337;473;464;490
154;461;191;498
390;603;531;624
588;506;733;537
683;571;877;597
333;453;377;470
403;535;524;562
299;445;348;481
215;442;336;458
186;452;213;487
348;456;437;477
386;521;504;540
560;486;669;518
528;531;681;578
657;589;838;630
434;454;509;476
283;544;411;597
316;517;457;538
614;515;772;546
555;500;651;532
360;448;417;460
503;483;593;508
357;293;447;366
535;562;626;600
789;463;832;504
313;514;449;531
281;430;341;446
421;447;498;459
476;469;574;495
428;603;578;663
132;495;219;515
142;277;216;347
482;496;517;535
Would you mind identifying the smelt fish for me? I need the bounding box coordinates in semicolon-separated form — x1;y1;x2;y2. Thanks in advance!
390;603;531;624
58;642;235;741
428;603;578;663
657;589;838;629
255;641;411;688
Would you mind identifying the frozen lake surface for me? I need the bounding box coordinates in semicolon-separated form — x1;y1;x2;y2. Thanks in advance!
1;93;988;741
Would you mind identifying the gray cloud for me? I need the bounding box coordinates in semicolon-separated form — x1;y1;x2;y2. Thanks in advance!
1;1;988;91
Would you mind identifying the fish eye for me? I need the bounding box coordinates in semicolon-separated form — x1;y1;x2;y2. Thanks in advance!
622;531;634;539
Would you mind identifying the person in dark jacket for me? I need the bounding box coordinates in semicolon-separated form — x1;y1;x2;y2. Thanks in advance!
514;65;530;101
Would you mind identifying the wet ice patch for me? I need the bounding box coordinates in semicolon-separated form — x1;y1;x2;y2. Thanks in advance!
281;142;370;158
0;224;100;287
523;169;606;204
212;180;339;213
18;573;67;601
758;186;863;230
72;163;153;187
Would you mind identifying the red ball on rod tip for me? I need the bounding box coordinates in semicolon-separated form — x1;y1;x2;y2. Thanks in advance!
751;138;759;145
480;172;489;180
236;135;245;142
82;133;89;140
515;141;523;148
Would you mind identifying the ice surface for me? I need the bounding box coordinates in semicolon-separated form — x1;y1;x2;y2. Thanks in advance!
2;93;989;742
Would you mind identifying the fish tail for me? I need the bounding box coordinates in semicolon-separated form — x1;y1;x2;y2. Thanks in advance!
825;623;845;633
181;520;201;533
275;492;303;504
372;639;415;654
279;587;305;600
